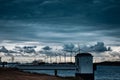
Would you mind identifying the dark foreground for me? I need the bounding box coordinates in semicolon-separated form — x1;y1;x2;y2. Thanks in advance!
0;68;77;80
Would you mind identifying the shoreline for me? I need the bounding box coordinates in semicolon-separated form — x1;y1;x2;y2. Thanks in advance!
0;68;77;80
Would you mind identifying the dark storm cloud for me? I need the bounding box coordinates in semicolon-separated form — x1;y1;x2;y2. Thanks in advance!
0;20;101;43
0;46;8;53
0;0;120;45
0;0;120;25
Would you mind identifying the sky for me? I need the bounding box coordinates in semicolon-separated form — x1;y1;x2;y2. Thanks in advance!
0;0;120;62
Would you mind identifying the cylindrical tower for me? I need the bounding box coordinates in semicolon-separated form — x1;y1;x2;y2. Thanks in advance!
75;53;94;80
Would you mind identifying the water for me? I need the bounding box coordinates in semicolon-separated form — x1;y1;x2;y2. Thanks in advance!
24;70;75;77
95;66;120;80
24;66;120;80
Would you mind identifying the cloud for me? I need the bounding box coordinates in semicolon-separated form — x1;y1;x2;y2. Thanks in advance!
0;42;119;62
0;0;119;47
92;50;120;62
0;0;120;25
62;42;111;53
62;43;76;52
81;42;111;53
22;46;36;53
39;46;56;56
110;51;120;58
89;42;108;52
42;46;52;50
14;46;37;54
0;46;8;53
0;20;99;43
0;45;38;57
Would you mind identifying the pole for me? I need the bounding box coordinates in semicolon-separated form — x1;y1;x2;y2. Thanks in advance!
0;57;1;62
71;51;72;63
54;69;58;76
64;52;66;63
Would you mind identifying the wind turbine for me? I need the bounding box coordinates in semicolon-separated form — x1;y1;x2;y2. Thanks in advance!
0;57;2;62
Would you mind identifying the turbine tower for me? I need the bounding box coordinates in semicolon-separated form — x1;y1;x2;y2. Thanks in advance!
0;57;1;62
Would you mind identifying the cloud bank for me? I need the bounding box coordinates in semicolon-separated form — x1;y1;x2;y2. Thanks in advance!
0;42;120;62
0;0;119;45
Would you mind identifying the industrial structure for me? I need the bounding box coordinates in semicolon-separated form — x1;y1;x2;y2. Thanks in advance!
75;53;94;80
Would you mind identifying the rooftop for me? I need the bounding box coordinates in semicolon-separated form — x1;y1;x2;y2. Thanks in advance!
75;53;93;57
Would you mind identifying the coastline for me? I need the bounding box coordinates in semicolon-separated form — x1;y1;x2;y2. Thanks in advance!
0;68;77;80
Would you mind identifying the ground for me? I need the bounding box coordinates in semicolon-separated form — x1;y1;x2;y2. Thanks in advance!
0;68;77;80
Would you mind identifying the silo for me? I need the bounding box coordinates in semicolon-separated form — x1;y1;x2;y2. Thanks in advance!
75;53;94;80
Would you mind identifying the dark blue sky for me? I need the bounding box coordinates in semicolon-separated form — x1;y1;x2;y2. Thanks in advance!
0;0;120;46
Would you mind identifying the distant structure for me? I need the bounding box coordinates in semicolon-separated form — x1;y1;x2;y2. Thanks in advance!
0;57;1;62
75;53;94;80
11;56;14;62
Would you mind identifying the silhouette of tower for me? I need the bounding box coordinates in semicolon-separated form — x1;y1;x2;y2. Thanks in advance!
0;57;1;62
75;53;94;80
11;56;14;62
